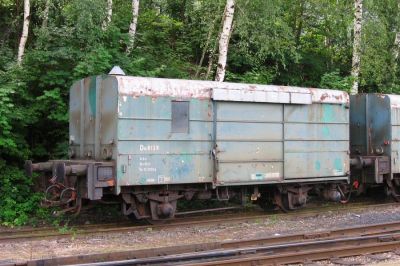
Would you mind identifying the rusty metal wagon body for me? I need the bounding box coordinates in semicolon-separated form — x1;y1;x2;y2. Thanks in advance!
27;72;351;221
350;94;400;197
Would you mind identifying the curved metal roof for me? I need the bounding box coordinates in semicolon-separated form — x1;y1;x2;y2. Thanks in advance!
114;75;349;105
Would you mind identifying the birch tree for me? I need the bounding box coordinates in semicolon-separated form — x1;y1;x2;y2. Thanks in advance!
215;0;235;82
102;0;113;30
350;0;363;95
17;0;30;65
390;0;400;89
394;33;400;61
127;0;140;54
195;16;218;78
393;1;400;61
293;0;305;47
42;0;50;28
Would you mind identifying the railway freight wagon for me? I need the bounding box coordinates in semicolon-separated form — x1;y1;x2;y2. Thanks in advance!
26;70;350;222
350;94;400;197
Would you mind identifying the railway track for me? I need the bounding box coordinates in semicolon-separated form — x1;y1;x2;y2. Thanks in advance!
5;219;400;266
0;200;398;243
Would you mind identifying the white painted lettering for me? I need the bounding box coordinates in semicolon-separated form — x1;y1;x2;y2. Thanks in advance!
139;144;160;152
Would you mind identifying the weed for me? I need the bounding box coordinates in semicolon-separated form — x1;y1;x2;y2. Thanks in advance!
268;215;279;225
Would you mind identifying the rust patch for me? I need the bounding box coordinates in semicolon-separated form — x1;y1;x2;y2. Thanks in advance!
115;76;349;104
248;85;257;91
320;93;329;101
310;88;349;104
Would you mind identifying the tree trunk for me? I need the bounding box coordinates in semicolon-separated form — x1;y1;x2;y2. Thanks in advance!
103;0;113;30
294;0;305;47
41;0;50;28
127;0;140;54
391;1;400;89
392;32;400;90
214;0;235;82
205;52;215;80
393;1;400;61
350;0;363;95
394;32;400;61
195;16;218;79
17;0;30;65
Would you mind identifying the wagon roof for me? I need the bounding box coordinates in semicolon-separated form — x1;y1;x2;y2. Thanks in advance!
356;93;400;109
387;94;400;108
115;75;349;105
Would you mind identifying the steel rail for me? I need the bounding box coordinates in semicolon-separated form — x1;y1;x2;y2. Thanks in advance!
0;200;370;236
0;221;131;235
0;199;386;239
33;232;400;266
0;201;398;243
10;220;400;266
183;240;400;266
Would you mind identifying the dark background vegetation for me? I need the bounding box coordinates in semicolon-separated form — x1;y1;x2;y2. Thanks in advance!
1;0;399;225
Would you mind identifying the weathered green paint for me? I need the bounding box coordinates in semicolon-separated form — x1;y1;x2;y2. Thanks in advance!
322;104;334;123
322;126;330;138
88;77;97;116
284;104;349;179
350;94;399;184
69;75;349;194
334;158;343;172
315;161;321;171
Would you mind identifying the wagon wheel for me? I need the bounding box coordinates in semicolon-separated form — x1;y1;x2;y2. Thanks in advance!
124;213;148;225
145;218;169;225
126;210;170;225
126;213;169;225
256;194;276;211
146;200;175;225
273;190;289;213
385;180;400;202
125;198;153;224
338;183;353;203
257;200;273;211
279;194;290;212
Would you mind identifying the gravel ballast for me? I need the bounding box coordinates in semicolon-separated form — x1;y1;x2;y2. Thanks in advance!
1;204;400;265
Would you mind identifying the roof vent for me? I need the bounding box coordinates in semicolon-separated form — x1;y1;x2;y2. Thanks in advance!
108;66;126;76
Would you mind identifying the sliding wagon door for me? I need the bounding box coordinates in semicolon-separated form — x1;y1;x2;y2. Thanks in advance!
213;101;284;185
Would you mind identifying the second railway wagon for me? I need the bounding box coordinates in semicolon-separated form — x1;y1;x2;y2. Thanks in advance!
350;93;400;198
27;71;350;222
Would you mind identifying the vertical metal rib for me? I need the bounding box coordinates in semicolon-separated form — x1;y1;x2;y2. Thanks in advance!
366;94;370;154
282;103;285;180
95;77;101;159
80;80;85;158
212;99;218;187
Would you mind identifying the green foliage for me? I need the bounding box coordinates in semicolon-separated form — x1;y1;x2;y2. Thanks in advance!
232;0;298;69
226;67;277;84
0;64;31;160
319;70;352;92
73;47;114;78
359;0;399;93
0;73;16;151
0;162;43;226
36;88;68;122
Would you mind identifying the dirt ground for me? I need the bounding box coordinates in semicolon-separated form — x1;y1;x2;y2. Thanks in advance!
1;204;400;265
